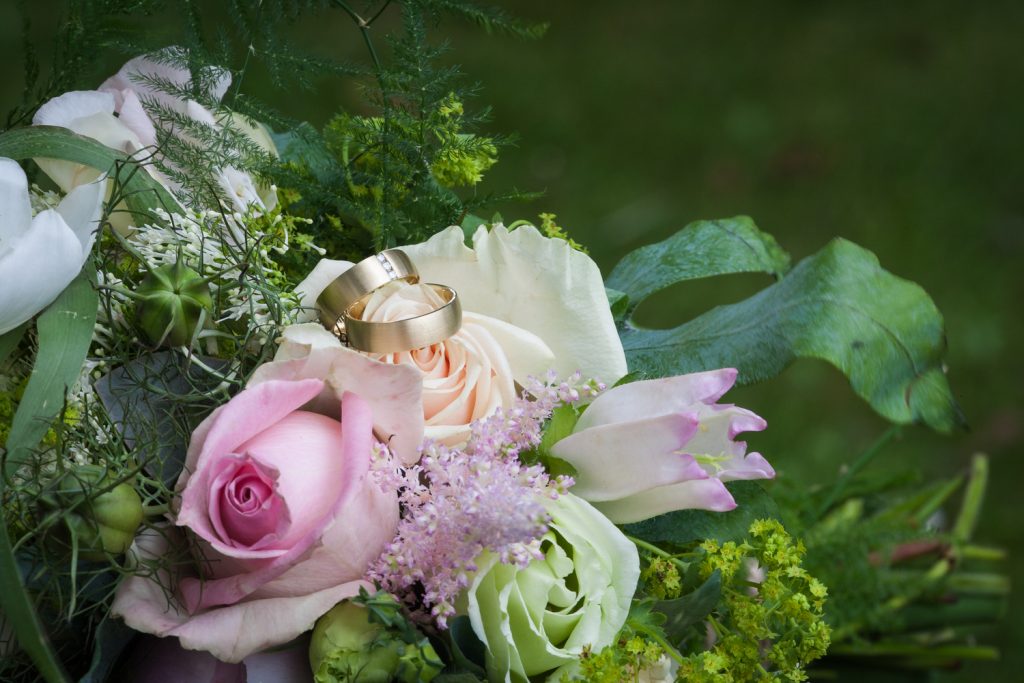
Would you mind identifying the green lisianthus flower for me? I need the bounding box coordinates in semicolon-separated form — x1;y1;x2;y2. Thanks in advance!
463;493;640;682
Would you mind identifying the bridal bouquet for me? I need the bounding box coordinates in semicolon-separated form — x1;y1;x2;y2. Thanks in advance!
0;3;1007;682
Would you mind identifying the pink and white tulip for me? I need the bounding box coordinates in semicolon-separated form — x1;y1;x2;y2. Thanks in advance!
550;368;774;524
33;48;275;224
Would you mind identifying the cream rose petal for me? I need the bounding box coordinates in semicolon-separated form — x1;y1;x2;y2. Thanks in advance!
401;224;627;383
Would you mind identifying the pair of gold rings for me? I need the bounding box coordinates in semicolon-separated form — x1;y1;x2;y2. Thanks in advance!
316;249;462;353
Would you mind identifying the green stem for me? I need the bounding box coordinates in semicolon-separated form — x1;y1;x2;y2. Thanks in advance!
952;454;988;544
816;425;900;517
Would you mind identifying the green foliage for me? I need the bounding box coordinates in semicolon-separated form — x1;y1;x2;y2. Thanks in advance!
3;270;98;475
606;216;790;309
0;126;179;218
618;235;964;434
675;520;832;682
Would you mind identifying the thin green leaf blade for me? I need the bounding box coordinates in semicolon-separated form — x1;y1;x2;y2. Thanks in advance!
0;126;179;216
0;524;70;683
5;270;97;475
606;216;791;307
620;238;963;433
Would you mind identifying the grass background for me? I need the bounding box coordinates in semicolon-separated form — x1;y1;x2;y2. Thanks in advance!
1;1;1021;680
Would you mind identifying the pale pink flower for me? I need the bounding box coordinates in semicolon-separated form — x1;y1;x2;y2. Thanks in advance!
551;368;774;523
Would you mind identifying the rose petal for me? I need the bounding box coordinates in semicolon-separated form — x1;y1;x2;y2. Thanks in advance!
176;379;325;557
250;340;425;465
401;224;627;383
111;529;369;663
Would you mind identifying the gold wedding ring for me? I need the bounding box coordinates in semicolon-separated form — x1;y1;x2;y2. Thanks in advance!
344;284;462;353
317;249;418;329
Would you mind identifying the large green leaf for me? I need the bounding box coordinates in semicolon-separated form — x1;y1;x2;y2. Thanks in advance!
606;216;790;312
0;126;179;217
4;270;98;474
618;238;963;433
0;275;94;682
1;272;97;682
622;481;779;546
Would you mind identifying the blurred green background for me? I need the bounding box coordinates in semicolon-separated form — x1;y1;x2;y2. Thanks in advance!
2;0;1021;680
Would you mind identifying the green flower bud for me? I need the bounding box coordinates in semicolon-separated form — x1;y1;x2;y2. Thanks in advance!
39;466;144;561
134;261;212;347
310;599;442;683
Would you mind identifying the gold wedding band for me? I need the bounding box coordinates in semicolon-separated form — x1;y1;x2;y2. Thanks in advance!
344;284;462;353
317;249;418;329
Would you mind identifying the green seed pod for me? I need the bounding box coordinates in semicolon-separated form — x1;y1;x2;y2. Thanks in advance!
39;465;144;561
134;261;213;347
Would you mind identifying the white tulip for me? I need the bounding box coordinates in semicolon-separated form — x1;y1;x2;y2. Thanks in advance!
0;158;105;335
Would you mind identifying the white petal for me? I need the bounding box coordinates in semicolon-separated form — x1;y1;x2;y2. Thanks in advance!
401;224;627;383
0;210;86;334
551;413;705;501
56;175;106;253
116;88;159;148
593;478;737;524
274;323;344;358
32;90;116;127
0;158;32;247
576;369;739;431
462;311;555;384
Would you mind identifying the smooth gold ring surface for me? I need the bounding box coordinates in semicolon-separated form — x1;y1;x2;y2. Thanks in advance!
317;249;418;329
344;284;462;353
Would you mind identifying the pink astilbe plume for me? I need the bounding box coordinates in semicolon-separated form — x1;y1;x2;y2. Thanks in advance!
369;371;603;626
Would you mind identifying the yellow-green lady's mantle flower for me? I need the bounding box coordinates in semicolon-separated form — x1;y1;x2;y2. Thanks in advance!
463;493;639;682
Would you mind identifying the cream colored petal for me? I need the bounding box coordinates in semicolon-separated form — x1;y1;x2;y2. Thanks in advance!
462;311;555;384
401;225;627;383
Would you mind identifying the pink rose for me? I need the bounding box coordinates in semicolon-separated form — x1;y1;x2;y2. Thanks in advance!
112;370;416;662
550;368;775;524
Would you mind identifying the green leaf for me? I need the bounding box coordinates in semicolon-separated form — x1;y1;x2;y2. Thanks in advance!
446;616;487;676
5;270;97;475
653;570;723;645
0;126;179;217
606;216;790;310
0;525;70;682
605;287;629;322
620;238;963;433
0;272;96;682
622;482;779;545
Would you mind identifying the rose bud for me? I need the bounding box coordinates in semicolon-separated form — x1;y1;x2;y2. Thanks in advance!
40;465;143;561
134;260;212;347
310;598;442;683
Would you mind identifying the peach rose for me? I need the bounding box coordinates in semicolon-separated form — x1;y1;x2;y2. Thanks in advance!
292;224;629;446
